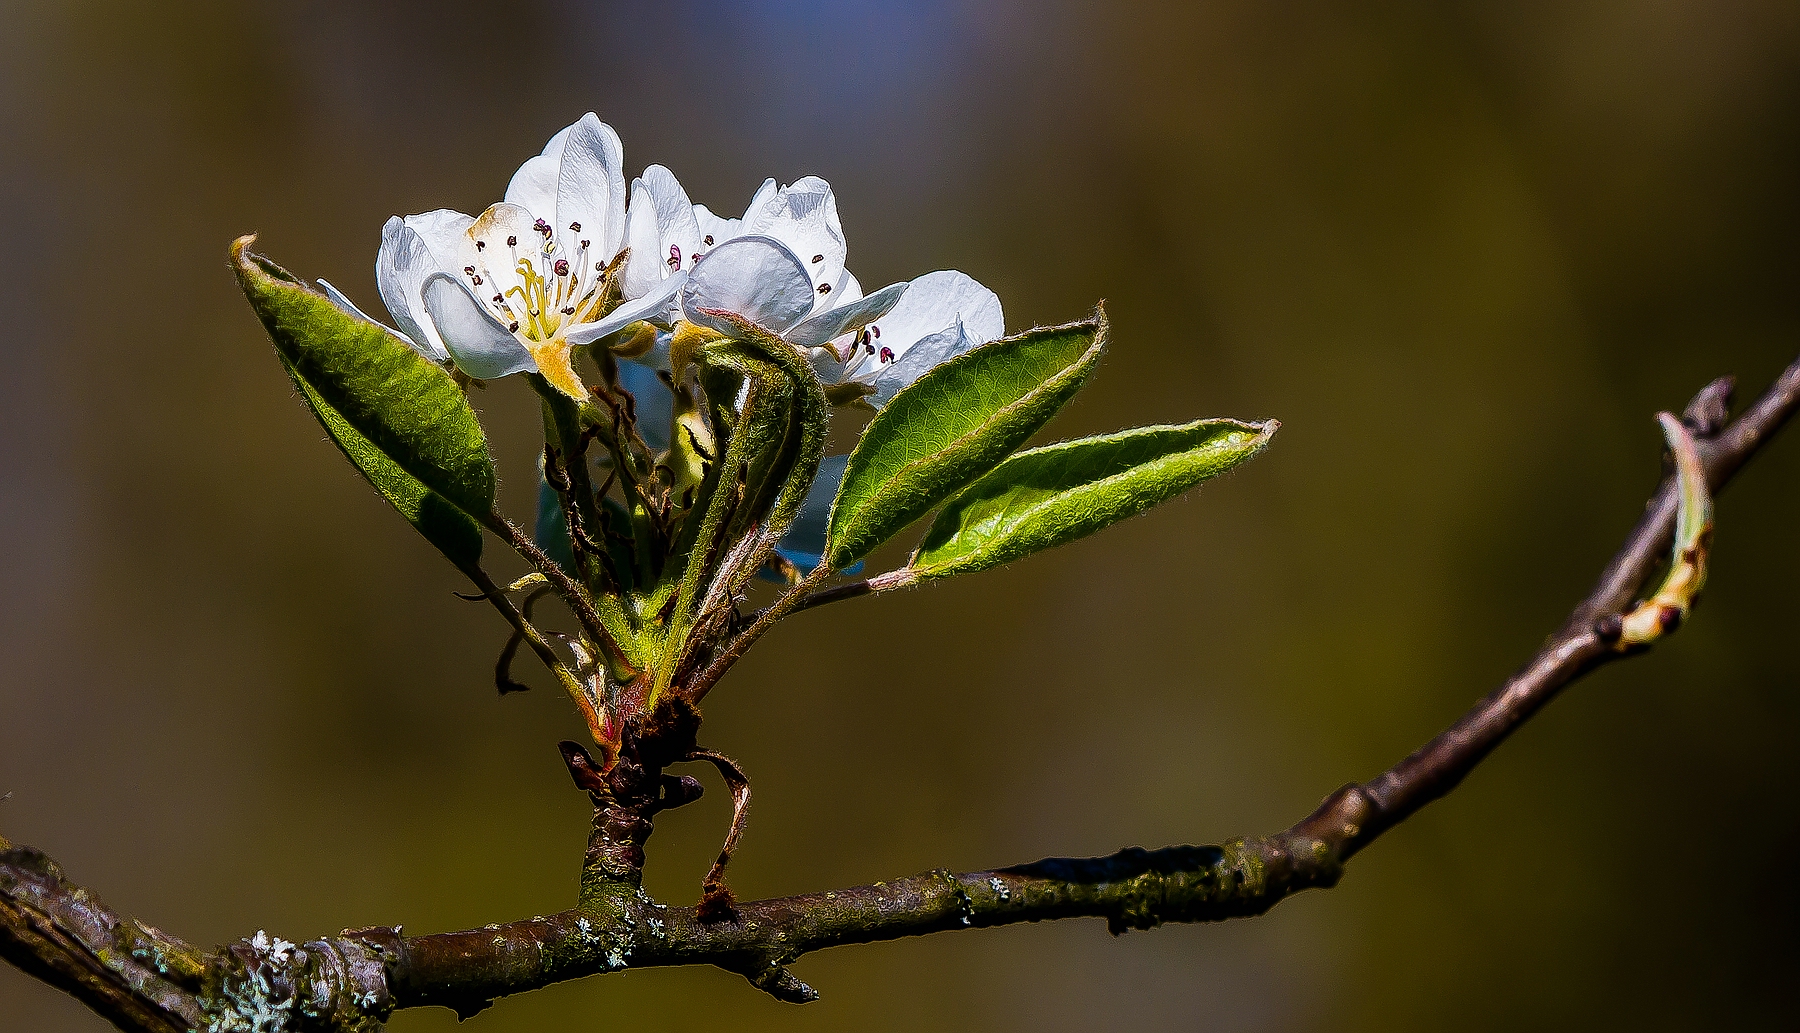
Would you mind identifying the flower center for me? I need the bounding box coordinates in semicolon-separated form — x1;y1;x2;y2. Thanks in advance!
466;217;609;346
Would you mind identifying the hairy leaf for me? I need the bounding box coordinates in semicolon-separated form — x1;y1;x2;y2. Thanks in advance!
827;313;1107;568
282;354;483;566
910;418;1277;580
233;236;496;520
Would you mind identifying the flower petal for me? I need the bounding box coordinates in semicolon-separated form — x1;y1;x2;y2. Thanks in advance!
785;280;906;349
622;164;704;299
564;270;687;346
376;213;470;362
421;272;536;380
868;321;974;407
868;269;1004;357
681;235;815;337
466;202;546;325
505;122;575;217
742;176;846;314
555;113;628;264
318;277;430;356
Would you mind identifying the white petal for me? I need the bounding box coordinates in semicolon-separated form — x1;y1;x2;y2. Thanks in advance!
421;273;536;380
466;203;546;325
622;165;703;299
564;271;687;346
869;269;1004;358
869;322;972;406
555;113;628;263
681;235;815;337
786;281;906;349
834;268;864;305
742;176;846;313
376;216;455;362
692;203;740;250
505;121;575;217
318;277;430;356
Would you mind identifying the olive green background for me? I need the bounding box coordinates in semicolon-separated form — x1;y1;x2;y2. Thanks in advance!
3;1;1798;1030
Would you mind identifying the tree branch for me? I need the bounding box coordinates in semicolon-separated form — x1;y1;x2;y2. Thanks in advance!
5;354;1798;1031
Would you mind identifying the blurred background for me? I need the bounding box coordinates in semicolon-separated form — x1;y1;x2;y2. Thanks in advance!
3;1;1799;1030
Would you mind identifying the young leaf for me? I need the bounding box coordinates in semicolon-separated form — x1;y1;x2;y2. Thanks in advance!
908;418;1277;581
826;312;1107;568
281;354;483;566
232;236;496;521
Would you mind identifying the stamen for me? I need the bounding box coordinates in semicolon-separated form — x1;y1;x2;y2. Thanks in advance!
569;221;581;232
812;254;824;263
554;259;570;277
507;235;518;246
703;234;714;246
464;265;475;275
668;245;682;270
562;306;575;315
476;240;486;251
817;283;831;294
509;321;520;332
879;346;895;364
580;239;590;249
872;325;881;338
473;275;483;286
534;219;551;235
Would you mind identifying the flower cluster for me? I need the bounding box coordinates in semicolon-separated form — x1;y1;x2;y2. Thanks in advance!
323;112;1004;413
322;112;1003;570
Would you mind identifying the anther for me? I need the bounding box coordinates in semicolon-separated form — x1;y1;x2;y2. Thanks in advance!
554;259;570;277
476;240;486;251
668;245;683;269
534;219;551;234
879;346;895;363
812;254;824;263
817;283;831;294
472;275;483;285
562;306;575;315
871;325;881;338
464;265;475;275
507;235;517;246
493;294;504;304
569;221;581;232
703;234;714;246
508;321;520;332
580;239;589;249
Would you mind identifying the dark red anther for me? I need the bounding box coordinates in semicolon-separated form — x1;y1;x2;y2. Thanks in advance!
817;282;831;294
554;258;570;277
580;239;589;248
463;265;475;275
508;321;520;332
472;275;483;285
569;221;581;232
812;253;824;263
562;306;575;315
533;218;551;234
493;293;504;303
507;234;517;246
476;240;486;250
879;346;895;363
703;234;715;246
871;325;881;338
667;244;682;269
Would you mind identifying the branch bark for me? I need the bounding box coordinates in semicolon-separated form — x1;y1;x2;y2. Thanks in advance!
5;354;1798;1031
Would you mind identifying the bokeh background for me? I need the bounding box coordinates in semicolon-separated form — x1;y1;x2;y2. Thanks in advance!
4;1;1799;1030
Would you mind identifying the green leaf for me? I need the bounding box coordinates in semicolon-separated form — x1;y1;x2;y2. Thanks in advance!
909;418;1277;581
281;354;483;566
827;312;1107;568
232;236;496;521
